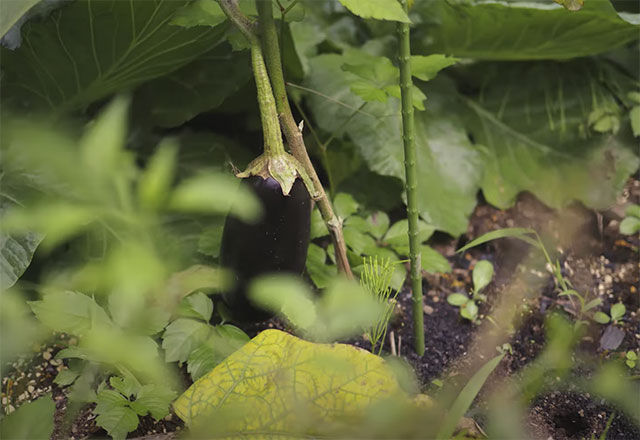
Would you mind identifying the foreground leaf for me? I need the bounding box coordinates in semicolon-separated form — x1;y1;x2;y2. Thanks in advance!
0;393;55;440
173;329;401;436
339;0;410;23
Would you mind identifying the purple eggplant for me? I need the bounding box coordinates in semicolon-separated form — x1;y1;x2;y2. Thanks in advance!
220;176;311;323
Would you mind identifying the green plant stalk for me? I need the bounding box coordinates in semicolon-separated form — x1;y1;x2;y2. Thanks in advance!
397;0;424;356
217;0;315;196
256;0;353;278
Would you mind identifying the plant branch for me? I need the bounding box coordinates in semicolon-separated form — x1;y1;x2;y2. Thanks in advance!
397;0;424;356
217;0;257;42
257;0;353;278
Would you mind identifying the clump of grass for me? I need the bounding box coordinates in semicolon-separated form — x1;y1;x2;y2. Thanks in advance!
360;256;399;355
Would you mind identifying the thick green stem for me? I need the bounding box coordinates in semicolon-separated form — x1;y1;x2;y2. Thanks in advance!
397;0;424;356
257;0;353;278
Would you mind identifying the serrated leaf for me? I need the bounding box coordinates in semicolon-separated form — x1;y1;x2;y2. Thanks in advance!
447;293;469;307
95;404;139;440
339;0;410;23
344;225;378;255
178;292;214;322
54;369;81;387
132;384;176;420
472;260;494;292
162;318;212;363
0;393;55;440
1;0;226;114
109;376;139;399
173;329;401;436
306;244;337;289
421;245;451;274
29;291;112;335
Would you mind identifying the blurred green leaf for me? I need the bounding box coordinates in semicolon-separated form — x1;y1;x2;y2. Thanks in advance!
437;353;505;439
620;216;640;235
178;292;214;322
447;293;469;307
593;311;611;324
420;245;451;274
626;204;640;218
457;228;539;253
138;139;178;210
29;291;112;335
162;318;212;363
250;275;317;330
171;0;227;27
339;0;410;23
630;106;640;137
1;0;226;113
0;393;55;440
472;260;494;292
169;174;261;222
306;244;337;289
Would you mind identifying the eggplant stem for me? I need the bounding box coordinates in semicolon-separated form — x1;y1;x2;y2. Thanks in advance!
257;0;353;278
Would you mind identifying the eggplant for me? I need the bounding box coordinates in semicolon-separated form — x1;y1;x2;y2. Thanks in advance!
220;176;311;323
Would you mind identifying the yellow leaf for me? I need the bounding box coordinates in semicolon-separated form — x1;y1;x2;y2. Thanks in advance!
173;329;401;437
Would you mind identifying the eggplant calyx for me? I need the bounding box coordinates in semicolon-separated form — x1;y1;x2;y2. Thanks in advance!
237;152;319;198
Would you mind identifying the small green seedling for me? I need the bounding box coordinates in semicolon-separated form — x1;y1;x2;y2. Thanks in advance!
619;204;640;235
625;351;638;369
593;303;626;325
497;343;513;355
447;260;494;322
360;256;399;355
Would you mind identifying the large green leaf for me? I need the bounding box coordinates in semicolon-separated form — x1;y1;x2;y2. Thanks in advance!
339;0;410;23
0;0;40;38
304;55;482;236
173;329;401;436
1;0;226;114
464;61;640;210
133;44;252;128
416;0;640;60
